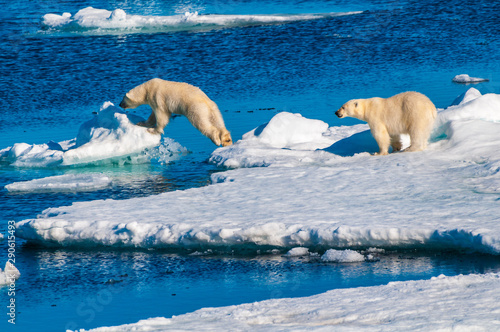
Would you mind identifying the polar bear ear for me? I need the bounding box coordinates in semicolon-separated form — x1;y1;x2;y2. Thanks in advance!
354;102;358;107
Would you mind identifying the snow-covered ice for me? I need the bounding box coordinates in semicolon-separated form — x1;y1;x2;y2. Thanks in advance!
0;102;162;167
209;112;370;168
81;272;500;331
434;91;500;134
14;88;500;255
41;7;362;35
452;74;489;83
5;174;111;193
450;87;482;106
0;262;20;286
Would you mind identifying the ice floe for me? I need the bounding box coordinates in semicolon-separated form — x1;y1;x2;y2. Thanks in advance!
13;89;500;254
41;7;362;35
5;174;111;193
452;74;489;84
0;102;175;167
79;272;500;331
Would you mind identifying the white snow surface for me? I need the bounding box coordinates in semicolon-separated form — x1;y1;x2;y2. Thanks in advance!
15;89;500;255
450;87;482;106
82;272;500;332
0;262;20;286
452;74;489;83
0;102;162;167
41;7;361;35
5;174;111;193
210;112;371;168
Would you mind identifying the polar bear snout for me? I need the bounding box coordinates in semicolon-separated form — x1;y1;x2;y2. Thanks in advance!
335;109;344;118
119;95;137;109
119;98;129;109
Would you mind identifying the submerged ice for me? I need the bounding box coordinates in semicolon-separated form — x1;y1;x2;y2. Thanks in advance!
5;174;112;193
14;88;500;255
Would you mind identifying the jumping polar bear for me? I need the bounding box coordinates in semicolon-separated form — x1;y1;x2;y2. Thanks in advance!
335;91;437;155
119;78;232;147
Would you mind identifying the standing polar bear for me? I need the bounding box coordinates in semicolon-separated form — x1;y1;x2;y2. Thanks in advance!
119;78;232;147
335;92;436;155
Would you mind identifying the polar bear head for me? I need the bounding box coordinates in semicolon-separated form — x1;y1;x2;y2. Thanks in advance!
119;84;147;109
335;99;364;120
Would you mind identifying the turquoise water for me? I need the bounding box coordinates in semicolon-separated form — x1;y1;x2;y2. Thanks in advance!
1;0;499;330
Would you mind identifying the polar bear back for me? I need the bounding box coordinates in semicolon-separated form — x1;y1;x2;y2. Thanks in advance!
367;91;436;135
144;78;215;114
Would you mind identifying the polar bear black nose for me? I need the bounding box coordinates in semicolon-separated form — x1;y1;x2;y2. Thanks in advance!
335;110;342;118
119;100;127;108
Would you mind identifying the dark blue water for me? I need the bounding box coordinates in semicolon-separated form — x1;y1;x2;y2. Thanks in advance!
1;0;499;330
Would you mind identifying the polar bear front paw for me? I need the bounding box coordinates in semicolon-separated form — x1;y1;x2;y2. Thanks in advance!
147;127;162;135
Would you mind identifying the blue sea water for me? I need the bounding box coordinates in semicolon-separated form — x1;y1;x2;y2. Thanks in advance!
1;0;499;330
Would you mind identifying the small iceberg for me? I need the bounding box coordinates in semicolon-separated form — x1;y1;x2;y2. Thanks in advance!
452;74;489;84
284;247;311;257
321;249;365;263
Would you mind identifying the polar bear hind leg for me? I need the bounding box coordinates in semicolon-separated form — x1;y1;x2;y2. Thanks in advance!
403;128;429;152
390;135;402;152
404;118;433;152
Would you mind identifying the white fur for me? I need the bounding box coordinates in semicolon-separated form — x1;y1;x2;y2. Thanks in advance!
336;92;437;155
120;78;232;146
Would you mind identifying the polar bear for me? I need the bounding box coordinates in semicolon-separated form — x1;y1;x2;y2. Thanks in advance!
119;78;232;147
335;92;436;155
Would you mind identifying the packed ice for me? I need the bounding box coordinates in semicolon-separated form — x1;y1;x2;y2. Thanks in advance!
41;7;362;35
